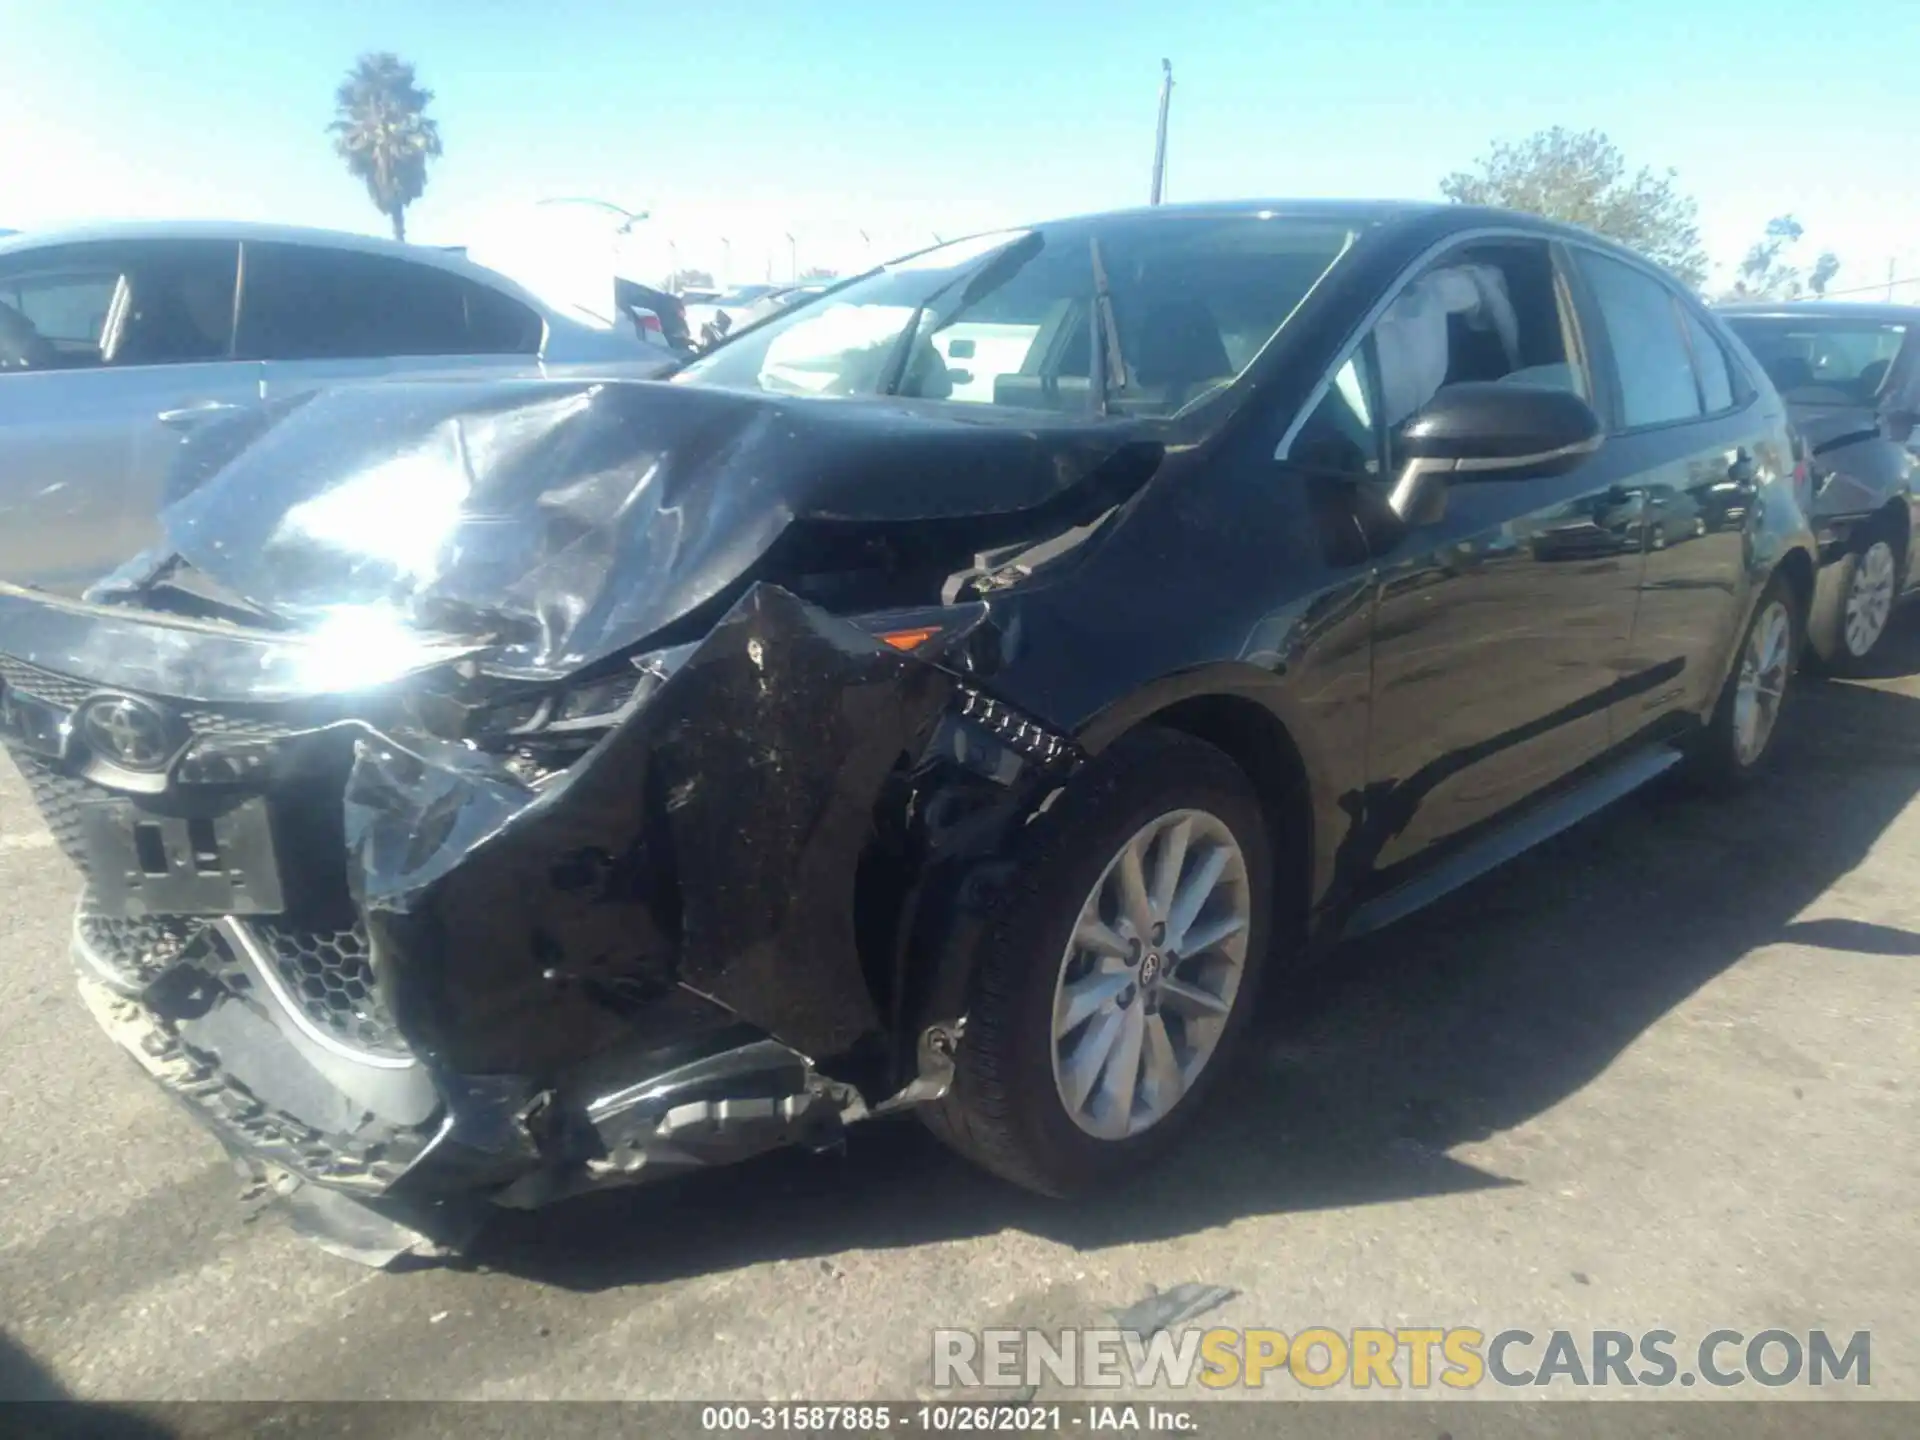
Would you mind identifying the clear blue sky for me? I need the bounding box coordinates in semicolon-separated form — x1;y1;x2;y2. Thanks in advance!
4;0;1915;293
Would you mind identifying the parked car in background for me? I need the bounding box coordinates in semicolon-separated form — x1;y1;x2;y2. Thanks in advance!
684;282;783;344
0;202;1815;1265
0;222;677;595
1718;302;1920;667
613;276;692;352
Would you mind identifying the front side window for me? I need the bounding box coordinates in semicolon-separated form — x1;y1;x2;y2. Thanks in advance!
1719;315;1907;406
0;239;238;371
1574;250;1703;428
1373;240;1587;468
676;215;1360;418
1287;238;1589;476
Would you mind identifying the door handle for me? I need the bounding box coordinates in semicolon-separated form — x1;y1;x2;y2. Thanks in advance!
157;400;244;429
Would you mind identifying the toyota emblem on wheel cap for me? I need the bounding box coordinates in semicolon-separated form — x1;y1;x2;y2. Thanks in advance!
79;695;178;771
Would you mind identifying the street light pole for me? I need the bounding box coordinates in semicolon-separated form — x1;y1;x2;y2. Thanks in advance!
1149;60;1174;206
535;196;650;233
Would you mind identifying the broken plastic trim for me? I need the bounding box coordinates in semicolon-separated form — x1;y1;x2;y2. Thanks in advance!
341;582;968;1071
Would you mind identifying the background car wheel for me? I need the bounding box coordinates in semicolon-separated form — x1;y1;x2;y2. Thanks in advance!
1831;530;1902;670
1685;571;1801;790
923;727;1275;1197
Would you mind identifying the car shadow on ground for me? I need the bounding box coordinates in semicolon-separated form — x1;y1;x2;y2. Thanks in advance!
0;1329;176;1436
472;622;1920;1294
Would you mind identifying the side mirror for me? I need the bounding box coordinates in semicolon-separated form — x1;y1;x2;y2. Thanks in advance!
1388;382;1604;522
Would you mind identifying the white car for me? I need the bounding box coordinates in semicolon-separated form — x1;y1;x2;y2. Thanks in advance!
0;221;679;593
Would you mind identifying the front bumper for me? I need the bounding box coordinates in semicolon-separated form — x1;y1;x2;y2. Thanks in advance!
9;583;1072;1262
70;904;870;1264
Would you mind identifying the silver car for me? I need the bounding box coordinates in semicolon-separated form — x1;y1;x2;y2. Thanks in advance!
0;221;677;594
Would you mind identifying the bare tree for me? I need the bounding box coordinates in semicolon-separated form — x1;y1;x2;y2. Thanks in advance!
329;53;443;242
1441;127;1709;288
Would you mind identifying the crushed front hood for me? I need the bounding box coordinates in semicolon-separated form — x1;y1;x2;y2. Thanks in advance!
88;377;1140;680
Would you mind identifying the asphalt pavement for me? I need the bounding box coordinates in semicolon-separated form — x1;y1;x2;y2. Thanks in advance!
2;615;1916;1407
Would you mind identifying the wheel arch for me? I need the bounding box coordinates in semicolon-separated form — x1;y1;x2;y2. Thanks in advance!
872;670;1328;1094
1085;678;1321;960
1775;543;1815;629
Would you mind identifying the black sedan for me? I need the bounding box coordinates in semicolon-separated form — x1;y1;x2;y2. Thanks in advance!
1719;301;1920;667
0;201;1816;1264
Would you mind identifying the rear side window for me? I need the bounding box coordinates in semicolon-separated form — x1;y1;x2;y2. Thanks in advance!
1680;308;1735;414
0;239;238;371
464;282;545;354
237;243;542;361
1574;250;1702;428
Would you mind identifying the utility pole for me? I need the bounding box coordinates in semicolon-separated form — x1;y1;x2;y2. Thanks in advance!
1149;59;1173;206
1889;258;1898;303
786;232;798;281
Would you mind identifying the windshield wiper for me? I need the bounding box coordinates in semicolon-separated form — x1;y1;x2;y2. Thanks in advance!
877;232;1045;397
1088;237;1129;415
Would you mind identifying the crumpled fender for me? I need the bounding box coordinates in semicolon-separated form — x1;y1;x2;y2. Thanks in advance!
342;583;957;1074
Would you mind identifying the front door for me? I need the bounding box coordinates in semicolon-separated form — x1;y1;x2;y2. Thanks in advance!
1321;237;1649;878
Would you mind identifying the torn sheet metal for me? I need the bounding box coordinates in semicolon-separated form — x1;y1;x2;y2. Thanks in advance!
89;376;1142;679
343;582;958;1070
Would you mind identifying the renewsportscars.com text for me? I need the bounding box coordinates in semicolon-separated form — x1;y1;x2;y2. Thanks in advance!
932;1326;1872;1391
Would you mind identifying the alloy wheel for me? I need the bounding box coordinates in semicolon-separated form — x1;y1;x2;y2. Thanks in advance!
1732;599;1792;766
1843;541;1897;658
1049;808;1251;1141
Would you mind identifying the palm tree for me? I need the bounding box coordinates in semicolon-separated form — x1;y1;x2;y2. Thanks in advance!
328;53;442;243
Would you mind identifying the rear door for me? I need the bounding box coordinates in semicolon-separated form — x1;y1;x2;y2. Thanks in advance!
239;242;545;401
1566;248;1779;738
1343;235;1650;874
0;238;259;592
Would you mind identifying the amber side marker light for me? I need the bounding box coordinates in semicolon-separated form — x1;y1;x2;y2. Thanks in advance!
877;626;943;652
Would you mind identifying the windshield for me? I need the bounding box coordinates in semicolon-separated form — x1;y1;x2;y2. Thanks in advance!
676;214;1358;417
1722;315;1908;406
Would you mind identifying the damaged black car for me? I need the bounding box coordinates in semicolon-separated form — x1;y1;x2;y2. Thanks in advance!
0;201;1817;1265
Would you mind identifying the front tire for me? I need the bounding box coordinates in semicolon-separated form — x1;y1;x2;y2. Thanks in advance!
923;727;1275;1197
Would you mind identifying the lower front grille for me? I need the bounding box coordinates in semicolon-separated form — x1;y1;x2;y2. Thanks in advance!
78;976;424;1193
248;919;408;1060
76;903;211;990
8;746;93;870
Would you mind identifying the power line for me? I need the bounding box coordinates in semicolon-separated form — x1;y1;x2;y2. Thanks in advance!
1786;275;1920;301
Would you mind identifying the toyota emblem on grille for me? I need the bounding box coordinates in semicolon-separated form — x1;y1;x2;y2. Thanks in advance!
79;695;178;771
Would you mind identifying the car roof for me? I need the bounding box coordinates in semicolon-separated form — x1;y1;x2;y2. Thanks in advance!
0;219;553;308
946;198;1669;272
1716;300;1920;324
